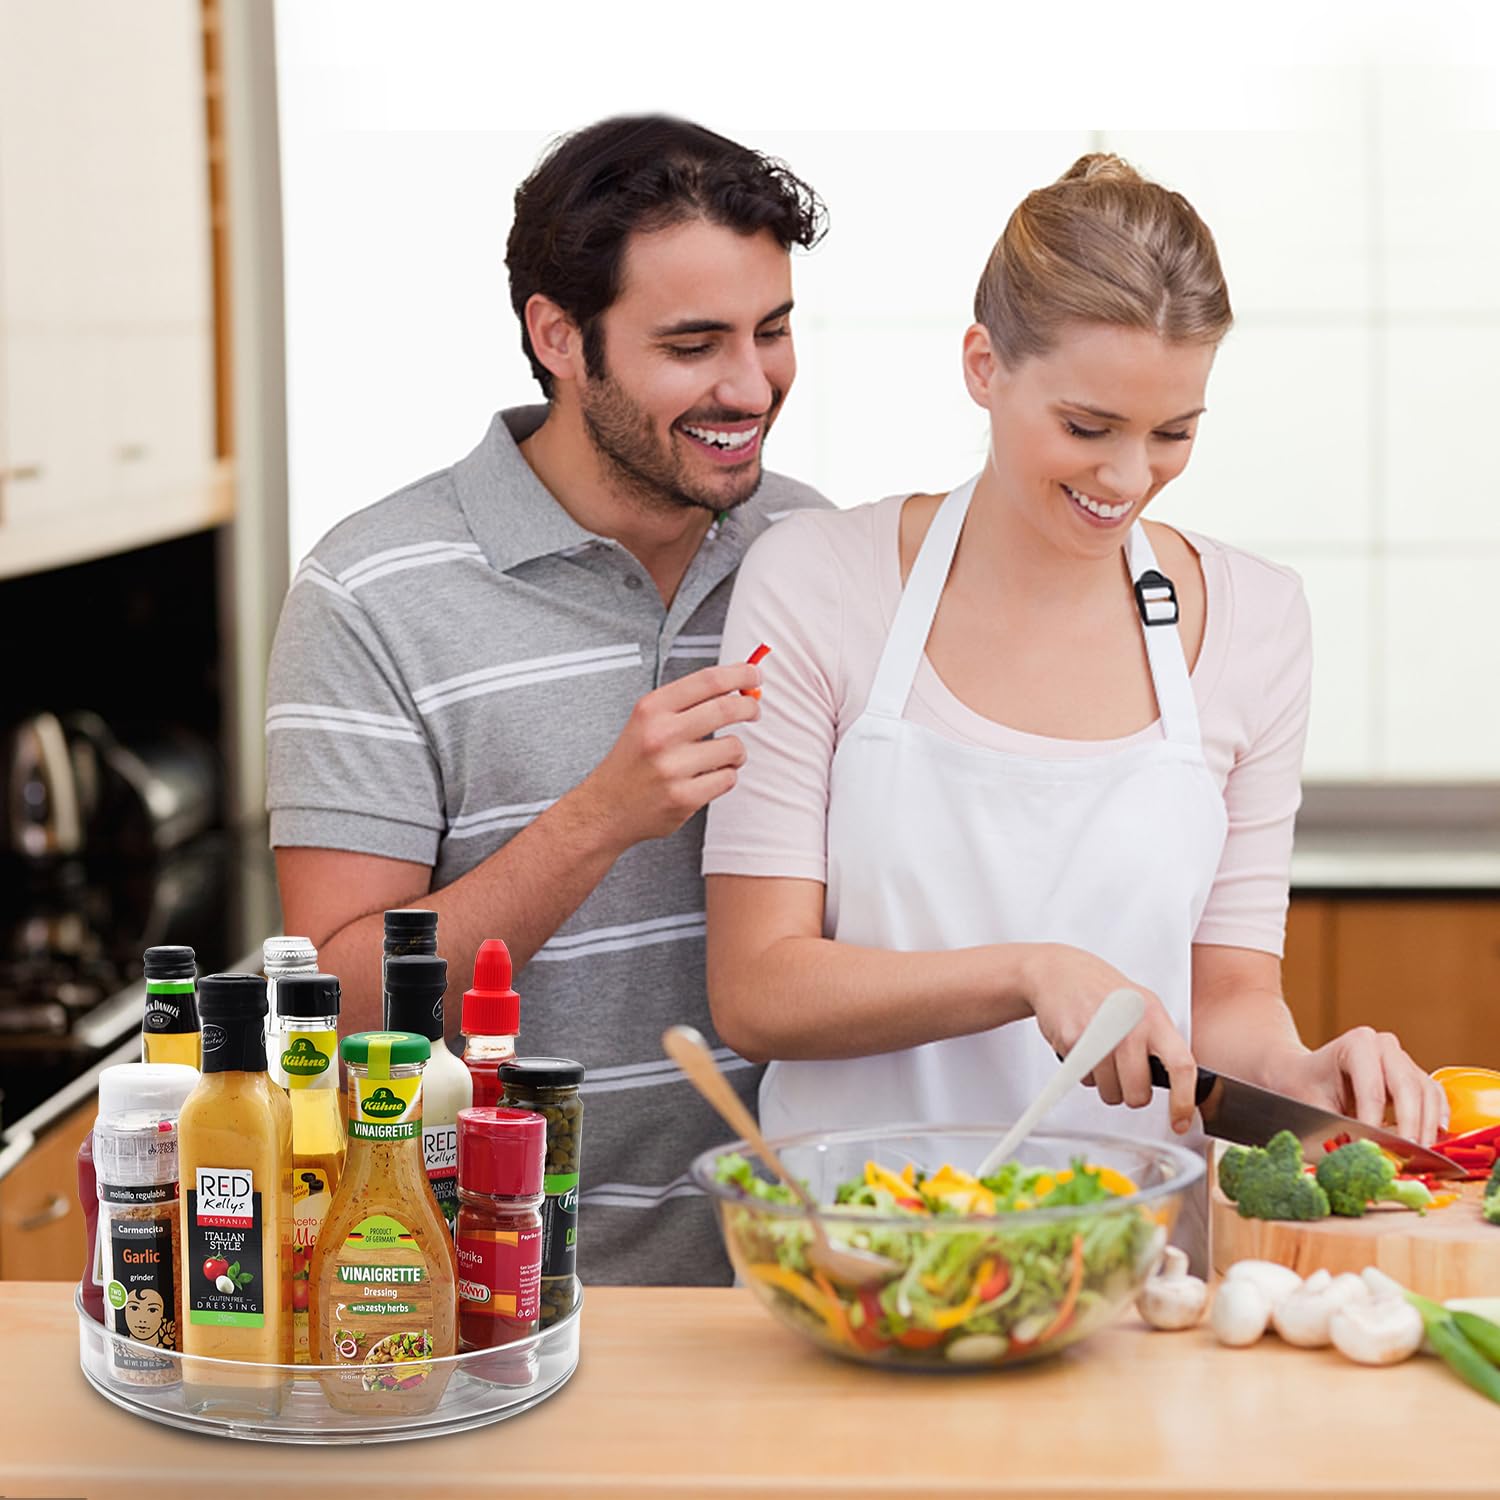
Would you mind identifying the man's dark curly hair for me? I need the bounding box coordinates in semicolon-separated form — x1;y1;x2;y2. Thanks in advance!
506;116;826;398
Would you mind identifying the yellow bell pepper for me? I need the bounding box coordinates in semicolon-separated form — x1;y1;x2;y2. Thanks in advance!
748;1263;833;1322
1433;1067;1500;1136
927;1258;996;1332
865;1160;919;1200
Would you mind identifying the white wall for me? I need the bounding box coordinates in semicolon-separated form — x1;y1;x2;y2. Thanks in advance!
275;3;1500;783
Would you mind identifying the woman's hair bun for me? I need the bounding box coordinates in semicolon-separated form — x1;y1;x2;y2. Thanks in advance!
974;150;1232;363
1057;152;1145;187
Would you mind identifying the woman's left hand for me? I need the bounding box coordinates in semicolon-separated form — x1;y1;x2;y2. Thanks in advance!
1276;1027;1449;1145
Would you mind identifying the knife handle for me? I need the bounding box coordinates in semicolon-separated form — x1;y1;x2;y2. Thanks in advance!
1148;1056;1219;1108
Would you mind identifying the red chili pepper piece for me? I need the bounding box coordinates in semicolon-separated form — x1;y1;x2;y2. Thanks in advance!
977;1261;1011;1303
851;1288;892;1352
894;1326;945;1350
741;642;772;698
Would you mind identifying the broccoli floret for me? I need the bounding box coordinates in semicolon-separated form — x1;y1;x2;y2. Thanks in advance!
1485;1161;1500;1226
1314;1139;1433;1216
1219;1131;1330;1220
1218;1131;1305;1203
1235;1162;1331;1220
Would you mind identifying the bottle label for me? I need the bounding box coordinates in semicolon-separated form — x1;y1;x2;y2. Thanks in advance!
541;1172;580;1280
456;1224;542;1320
100;1179;178;1208
422;1124;459;1234
186;1169;265;1328
291;1165;333;1362
143;980;197;1035
327;1213;436;1394
104;1212;178;1376
350;1072;421;1141
280;1028;336;1090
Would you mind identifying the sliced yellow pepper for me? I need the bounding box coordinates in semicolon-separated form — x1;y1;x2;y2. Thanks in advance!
748;1263;833;1322
927;1257;996;1332
865;1160;919;1199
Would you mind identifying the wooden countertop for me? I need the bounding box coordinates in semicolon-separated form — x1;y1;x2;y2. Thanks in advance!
4;1281;1495;1498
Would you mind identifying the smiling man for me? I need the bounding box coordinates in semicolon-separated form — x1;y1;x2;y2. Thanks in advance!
265;117;828;1285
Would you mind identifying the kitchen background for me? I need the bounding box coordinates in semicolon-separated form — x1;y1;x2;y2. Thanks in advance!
1;1;1496;1279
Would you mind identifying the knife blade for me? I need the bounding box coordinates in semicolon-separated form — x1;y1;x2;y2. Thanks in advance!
1147;1058;1466;1179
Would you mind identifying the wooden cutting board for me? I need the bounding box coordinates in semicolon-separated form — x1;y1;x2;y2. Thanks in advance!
1211;1176;1500;1300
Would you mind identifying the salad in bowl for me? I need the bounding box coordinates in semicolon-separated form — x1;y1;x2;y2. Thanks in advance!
692;1124;1203;1370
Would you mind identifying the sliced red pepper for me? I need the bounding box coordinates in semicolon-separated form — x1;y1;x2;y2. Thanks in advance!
850;1288;892;1352
894;1327;945;1350
740;643;771;698
1322;1132;1353;1154
895;1195;927;1212
976;1261;1011;1303
1441;1124;1500;1148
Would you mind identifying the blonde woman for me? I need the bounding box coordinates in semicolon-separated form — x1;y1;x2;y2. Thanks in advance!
703;155;1443;1185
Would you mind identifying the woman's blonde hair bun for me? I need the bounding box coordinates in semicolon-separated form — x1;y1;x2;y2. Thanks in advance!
975;152;1232;366
1057;152;1146;187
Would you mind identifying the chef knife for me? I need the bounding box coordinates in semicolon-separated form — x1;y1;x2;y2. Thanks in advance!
1147;1058;1466;1179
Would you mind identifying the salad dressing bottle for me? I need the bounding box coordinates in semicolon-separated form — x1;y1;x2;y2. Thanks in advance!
269;972;346;1363
141;946;200;1070
177;974;294;1416
460;940;519;1108
311;1031;457;1415
385;955;472;1236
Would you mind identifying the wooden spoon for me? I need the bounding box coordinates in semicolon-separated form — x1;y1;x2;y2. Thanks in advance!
974;987;1149;1179
662;1024;900;1289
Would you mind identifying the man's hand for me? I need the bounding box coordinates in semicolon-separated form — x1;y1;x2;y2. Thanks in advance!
570;663;763;852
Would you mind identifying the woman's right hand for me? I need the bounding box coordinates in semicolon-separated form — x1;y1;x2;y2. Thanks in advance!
1018;943;1198;1134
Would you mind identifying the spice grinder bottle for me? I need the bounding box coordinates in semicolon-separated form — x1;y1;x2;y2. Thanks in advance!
94;1062;200;1388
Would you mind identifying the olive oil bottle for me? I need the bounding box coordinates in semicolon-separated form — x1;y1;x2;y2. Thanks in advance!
178;974;293;1416
141;946;201;1070
269;972;346;1363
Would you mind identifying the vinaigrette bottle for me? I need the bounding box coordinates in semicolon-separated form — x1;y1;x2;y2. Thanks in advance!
311;1031;457;1415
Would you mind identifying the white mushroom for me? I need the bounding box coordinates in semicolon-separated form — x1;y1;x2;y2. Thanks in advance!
1224;1259;1303;1312
1211;1279;1271;1347
1329;1296;1425;1366
1137;1246;1209;1331
1360;1266;1407;1302
1273;1269;1371;1348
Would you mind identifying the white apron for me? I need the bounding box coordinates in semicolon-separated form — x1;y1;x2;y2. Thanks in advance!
759;476;1228;1248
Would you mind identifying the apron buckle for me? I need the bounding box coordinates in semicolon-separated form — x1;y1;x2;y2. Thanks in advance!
1134;569;1179;627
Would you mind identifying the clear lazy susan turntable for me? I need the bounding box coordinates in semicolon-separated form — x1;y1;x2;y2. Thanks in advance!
76;1287;581;1444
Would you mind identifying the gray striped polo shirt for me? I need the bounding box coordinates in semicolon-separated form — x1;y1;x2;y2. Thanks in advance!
265;406;828;1285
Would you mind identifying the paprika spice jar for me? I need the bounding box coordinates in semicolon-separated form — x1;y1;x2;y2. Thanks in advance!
455;1106;545;1373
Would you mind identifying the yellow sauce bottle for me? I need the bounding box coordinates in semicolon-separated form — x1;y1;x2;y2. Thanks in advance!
268;971;346;1363
141;945;201;1070
178;973;293;1416
311;1031;457;1415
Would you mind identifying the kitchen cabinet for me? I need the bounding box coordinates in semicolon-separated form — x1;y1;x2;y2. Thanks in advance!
0;1095;93;1282
1282;896;1500;1068
0;0;228;578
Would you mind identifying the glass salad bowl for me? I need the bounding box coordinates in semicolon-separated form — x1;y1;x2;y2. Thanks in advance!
692;1124;1203;1371
75;1286;581;1443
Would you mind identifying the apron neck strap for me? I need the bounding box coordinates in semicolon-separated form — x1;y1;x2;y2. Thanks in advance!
865;476;977;719
1126;524;1202;749
866;477;1203;751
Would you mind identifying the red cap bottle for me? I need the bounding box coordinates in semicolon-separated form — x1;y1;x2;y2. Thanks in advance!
461;939;520;1107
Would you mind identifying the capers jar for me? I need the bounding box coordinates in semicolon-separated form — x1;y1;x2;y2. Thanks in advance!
497;1057;584;1325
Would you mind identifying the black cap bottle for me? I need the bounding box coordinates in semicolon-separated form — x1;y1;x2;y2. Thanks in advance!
142;945;201;1070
